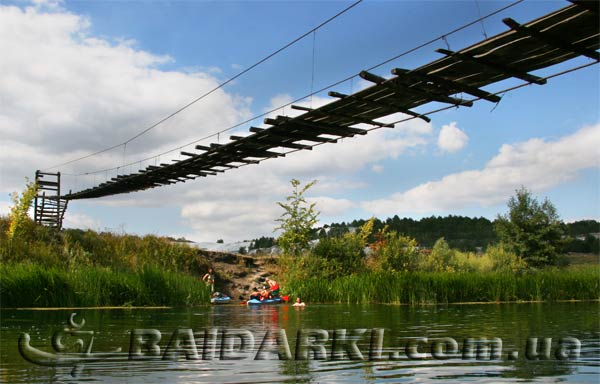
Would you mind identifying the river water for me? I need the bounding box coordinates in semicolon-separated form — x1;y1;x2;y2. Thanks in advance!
1;302;598;383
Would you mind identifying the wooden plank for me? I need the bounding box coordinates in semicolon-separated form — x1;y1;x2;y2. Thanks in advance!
291;104;394;128
569;0;599;14
328;90;431;123
360;70;474;107
254;137;313;150
254;126;338;143
436;48;547;85
266;116;367;136
391;68;501;103
502;17;599;61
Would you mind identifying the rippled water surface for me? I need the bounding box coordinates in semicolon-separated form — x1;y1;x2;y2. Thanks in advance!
1;302;599;383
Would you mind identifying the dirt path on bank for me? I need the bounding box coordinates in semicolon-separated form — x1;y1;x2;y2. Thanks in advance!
198;250;279;301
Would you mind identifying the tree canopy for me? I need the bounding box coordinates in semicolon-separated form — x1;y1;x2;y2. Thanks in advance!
495;187;566;267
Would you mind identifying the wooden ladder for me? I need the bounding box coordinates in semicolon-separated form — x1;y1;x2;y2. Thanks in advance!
34;171;68;230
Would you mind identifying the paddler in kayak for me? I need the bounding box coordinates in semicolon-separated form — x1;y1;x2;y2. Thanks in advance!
249;288;261;301
266;278;280;298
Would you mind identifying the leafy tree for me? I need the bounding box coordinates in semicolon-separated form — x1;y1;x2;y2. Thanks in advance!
7;178;38;240
275;179;319;256
495;187;566;267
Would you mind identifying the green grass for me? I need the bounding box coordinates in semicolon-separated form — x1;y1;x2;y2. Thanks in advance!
0;263;211;307
284;266;600;304
0;216;213;307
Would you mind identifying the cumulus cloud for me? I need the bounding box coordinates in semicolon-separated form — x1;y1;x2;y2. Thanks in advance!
372;164;384;173
363;124;600;215
0;4;251;192
307;196;355;216
179;177;283;241
437;122;468;153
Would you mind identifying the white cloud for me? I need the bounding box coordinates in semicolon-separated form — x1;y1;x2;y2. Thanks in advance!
63;212;100;230
0;4;251;192
307;196;355;216
0;200;11;216
372;164;384;173
363;124;600;215
180;189;282;241
437;122;468;153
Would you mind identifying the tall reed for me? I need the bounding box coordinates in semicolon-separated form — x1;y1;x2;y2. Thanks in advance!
284;267;600;304
0;263;212;308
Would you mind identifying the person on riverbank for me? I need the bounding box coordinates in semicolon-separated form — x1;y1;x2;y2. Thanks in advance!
202;268;215;293
293;297;305;307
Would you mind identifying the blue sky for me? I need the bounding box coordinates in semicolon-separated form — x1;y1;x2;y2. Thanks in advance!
0;0;598;241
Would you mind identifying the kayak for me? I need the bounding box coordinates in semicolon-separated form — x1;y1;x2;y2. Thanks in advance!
211;295;231;304
246;296;288;305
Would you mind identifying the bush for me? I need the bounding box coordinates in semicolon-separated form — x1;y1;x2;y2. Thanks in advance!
486;243;527;272
421;238;455;272
451;251;494;273
312;234;365;276
374;231;420;272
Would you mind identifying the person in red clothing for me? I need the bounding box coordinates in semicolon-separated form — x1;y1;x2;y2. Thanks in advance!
266;278;280;298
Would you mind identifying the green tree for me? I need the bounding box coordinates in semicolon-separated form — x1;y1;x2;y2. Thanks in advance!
311;218;374;276
375;231;420;272
7;178;38;240
275;179;319;256
495;187;566;267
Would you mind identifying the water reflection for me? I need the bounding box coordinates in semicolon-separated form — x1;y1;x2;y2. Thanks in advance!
1;302;598;383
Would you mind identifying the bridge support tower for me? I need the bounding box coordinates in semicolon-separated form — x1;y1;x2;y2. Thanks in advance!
34;171;68;230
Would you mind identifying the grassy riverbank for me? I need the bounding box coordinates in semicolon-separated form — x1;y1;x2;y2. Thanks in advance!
2;215;598;307
284;266;600;304
0;263;211;307
0;217;212;307
277;218;600;304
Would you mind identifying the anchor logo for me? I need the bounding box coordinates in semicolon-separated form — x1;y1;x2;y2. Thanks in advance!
18;313;122;377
